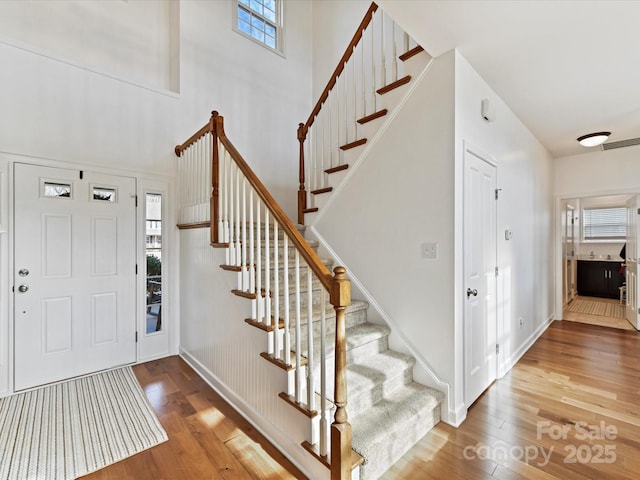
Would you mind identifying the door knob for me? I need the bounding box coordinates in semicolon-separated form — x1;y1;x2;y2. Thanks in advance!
467;288;478;298
18;284;29;293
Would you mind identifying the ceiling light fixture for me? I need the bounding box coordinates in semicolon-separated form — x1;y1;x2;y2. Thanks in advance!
577;131;611;147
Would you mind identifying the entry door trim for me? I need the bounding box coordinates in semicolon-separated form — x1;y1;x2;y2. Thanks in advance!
12;162;138;391
462;143;498;408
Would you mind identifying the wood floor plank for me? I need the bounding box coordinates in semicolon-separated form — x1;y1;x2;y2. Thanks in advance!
381;320;640;480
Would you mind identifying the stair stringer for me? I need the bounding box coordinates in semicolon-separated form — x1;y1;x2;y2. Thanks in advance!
307;225;454;424
178;227;330;480
308;55;435;227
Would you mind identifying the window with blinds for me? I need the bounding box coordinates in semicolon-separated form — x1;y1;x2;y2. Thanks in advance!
582;206;627;241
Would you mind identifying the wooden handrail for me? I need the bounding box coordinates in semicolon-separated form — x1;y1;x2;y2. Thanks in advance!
177;111;352;479
212;112;336;294
174;122;211;157
301;2;378;136
298;2;378;225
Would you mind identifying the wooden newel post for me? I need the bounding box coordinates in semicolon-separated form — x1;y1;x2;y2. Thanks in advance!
330;266;352;480
210;111;221;245
297;123;307;225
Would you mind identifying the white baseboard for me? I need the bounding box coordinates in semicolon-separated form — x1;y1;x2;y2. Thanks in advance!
501;314;555;375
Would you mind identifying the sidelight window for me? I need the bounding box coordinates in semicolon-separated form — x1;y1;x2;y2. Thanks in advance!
145;193;163;334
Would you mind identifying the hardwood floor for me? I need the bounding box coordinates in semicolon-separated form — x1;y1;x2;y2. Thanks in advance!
382;320;640;479
81;356;306;480
83;320;640;479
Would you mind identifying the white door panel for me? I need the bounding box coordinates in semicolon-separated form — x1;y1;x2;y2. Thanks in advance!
464;148;497;407
626;195;639;328
14;164;137;390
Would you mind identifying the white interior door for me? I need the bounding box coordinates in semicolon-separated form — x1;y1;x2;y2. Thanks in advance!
625;195;639;328
463;148;497;407
14;163;137;390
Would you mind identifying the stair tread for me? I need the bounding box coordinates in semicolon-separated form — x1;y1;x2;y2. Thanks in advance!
324;164;349;174
346;350;415;395
340;138;367;151
376;75;411;95
311;187;333;195
303;207;319;213
399;45;425;62
345;323;390;351
282;299;369;326
351;382;443;442
357;109;388;125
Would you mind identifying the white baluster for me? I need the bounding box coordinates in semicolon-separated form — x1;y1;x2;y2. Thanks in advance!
256;201;262;323
249;189;256;319
381;12;386;87
371;13;377;111
361;33;366;118
283;235;291;368
217;140;224;243
307;265;315;411
228;163;235;266
273;222;280;359
392;20;398;82
352;44;357;136
242;179;248;291
403;31;409;57
343;66;348;146
265;213;272;340
320;288;328;457
235;166;241;268
294;250;302;404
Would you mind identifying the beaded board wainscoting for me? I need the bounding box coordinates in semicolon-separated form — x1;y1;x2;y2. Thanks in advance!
0;367;167;480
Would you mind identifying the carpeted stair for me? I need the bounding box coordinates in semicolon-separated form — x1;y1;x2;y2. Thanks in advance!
278;227;444;479
231;224;444;479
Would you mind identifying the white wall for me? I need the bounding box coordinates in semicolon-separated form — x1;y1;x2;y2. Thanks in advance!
555;145;640;199
0;0;178;92
453;52;555;416
0;0;312;394
314;50;457;415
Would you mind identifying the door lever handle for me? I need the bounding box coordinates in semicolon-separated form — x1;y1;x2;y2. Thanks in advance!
467;288;478;298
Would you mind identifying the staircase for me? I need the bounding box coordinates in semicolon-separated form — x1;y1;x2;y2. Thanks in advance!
230;223;444;480
174;3;445;479
298;4;432;225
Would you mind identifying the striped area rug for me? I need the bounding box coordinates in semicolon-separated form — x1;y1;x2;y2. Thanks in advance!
0;367;167;480
566;298;626;318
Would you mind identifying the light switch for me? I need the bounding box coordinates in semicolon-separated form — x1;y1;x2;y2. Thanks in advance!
422;242;438;259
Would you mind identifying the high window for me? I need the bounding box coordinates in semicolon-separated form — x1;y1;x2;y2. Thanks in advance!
582;206;627;241
235;0;281;52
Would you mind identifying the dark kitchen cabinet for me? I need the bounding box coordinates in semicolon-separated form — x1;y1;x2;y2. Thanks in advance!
577;260;624;299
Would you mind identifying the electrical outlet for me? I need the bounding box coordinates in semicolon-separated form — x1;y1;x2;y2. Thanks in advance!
422;242;438;259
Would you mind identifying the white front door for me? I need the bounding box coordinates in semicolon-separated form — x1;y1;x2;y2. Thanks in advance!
625;195;639;328
463;148;497;407
14;163;137;390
